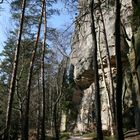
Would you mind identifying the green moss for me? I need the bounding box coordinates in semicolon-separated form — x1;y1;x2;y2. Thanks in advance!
60;132;70;140
82;132;96;138
104;136;115;140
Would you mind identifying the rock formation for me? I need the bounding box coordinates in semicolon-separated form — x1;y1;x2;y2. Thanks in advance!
70;0;140;132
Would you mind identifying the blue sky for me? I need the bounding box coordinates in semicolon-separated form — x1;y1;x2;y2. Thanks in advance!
49;1;75;28
0;1;12;53
0;1;75;54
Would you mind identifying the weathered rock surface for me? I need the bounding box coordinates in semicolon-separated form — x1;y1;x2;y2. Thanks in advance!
71;0;132;88
70;0;140;132
71;10;94;88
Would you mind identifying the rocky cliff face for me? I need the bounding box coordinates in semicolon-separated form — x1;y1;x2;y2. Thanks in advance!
70;0;140;132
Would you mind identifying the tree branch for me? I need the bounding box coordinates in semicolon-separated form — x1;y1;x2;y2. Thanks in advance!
0;0;3;4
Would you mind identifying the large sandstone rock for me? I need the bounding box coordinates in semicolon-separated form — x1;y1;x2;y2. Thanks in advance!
71;11;94;88
71;0;132;88
70;0;139;132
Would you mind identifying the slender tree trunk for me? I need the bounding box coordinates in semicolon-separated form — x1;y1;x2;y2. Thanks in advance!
40;1;47;139
53;87;62;140
4;0;26;139
98;0;115;135
53;58;67;139
49;86;54;135
53;84;61;140
115;0;124;139
53;103;59;140
90;0;103;139
53;87;63;140
37;109;41;140
37;77;41;140
22;1;45;140
16;79;23;139
98;24;114;136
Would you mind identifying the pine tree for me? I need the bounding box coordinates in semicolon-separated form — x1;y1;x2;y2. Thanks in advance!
4;0;27;139
40;0;47;139
22;1;45;139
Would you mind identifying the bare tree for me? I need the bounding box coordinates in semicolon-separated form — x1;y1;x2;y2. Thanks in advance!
90;0;103;139
115;0;124;139
22;0;45;139
4;0;27;139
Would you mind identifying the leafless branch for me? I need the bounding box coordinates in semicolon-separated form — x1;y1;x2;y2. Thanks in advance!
0;0;3;4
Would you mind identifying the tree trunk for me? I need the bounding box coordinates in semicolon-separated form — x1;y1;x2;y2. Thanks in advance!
40;1;47;139
98;0;115;135
90;0;103;139
53;83;61;140
53;104;60;140
37;77;41;140
49;86;54;136
115;0;124;139
4;0;26;139
53;58;68;139
22;1;45;140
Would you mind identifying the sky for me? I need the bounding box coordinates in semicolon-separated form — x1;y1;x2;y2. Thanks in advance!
0;0;12;53
49;2;75;28
0;1;76;54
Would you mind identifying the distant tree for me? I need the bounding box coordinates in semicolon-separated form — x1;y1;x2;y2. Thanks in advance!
62;0;78;13
53;57;68;140
0;31;38;137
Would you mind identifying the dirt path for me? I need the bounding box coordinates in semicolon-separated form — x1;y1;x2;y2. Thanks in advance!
68;129;140;140
68;136;94;140
124;129;140;140
68;136;82;140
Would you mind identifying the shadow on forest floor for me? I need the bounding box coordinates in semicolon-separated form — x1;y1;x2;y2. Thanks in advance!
124;129;140;140
28;129;140;140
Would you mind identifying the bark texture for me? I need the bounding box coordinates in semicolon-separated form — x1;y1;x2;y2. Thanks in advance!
22;1;45;139
4;0;27;139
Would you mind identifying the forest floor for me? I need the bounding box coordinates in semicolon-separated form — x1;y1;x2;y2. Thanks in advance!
125;136;140;140
68;135;140;140
124;129;140;140
67;129;140;140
